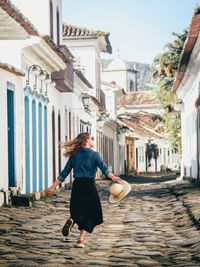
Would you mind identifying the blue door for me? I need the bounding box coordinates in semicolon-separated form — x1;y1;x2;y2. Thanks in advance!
44;106;48;189
7;89;15;187
38;103;43;191
32;100;37;192
25;96;30;193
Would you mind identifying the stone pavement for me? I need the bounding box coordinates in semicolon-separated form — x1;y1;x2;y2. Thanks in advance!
0;174;200;266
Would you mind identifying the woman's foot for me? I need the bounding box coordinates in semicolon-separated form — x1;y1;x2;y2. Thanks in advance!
76;239;85;248
62;218;74;236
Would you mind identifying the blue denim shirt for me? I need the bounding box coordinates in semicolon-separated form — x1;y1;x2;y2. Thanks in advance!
57;148;110;182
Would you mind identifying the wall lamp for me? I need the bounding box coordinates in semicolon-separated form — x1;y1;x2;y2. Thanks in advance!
117;125;127;134
81;93;91;113
26;64;56;96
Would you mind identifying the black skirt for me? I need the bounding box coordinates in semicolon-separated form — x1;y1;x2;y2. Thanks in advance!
70;178;103;233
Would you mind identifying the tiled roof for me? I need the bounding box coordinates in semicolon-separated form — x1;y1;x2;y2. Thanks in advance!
63;23;112;54
90;95;105;113
101;81;126;94
63;24;107;37
173;7;200;92
117;91;160;107
118;111;164;139
0;63;25;76
42;35;72;64
0;0;38;36
74;69;93;89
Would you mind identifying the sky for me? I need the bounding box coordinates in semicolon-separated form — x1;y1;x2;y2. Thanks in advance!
62;0;199;65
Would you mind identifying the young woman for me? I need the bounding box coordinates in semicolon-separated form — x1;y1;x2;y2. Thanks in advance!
46;132;121;248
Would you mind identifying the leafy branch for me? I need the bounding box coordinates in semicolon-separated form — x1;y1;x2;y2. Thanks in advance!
151;29;188;153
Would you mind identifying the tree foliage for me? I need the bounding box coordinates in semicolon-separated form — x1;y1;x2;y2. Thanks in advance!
151;29;188;153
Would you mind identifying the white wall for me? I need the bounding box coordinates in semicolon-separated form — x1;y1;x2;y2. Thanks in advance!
0;69;24;191
11;0;62;45
176;33;200;179
102;70;127;92
62;39;98;92
135;138;180;172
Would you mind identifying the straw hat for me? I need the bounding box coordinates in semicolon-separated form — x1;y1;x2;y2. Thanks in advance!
109;180;131;204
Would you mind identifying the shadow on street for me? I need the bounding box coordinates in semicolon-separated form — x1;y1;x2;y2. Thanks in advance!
121;174;179;184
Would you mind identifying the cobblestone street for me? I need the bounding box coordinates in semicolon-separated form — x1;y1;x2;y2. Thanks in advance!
1;175;200;266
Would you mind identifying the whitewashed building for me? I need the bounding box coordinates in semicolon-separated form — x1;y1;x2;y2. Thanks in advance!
117;91;180;173
0;0;103;206
172;8;200;182
62;24;126;176
100;81;126;175
101;56;138;93
0;0;126;206
0;0;72;203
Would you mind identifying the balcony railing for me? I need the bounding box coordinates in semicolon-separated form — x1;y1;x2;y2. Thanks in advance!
96;88;106;110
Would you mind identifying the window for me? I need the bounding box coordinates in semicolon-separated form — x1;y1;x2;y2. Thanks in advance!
80;121;84;133
56;7;60;45
142;147;144;163
49;0;53;39
130;80;134;92
65;109;68;141
163;148;166;164
77;116;79;135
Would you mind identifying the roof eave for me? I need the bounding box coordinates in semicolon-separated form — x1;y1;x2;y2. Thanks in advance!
0;0;39;37
0;63;25;76
173;7;200;92
74;69;93;89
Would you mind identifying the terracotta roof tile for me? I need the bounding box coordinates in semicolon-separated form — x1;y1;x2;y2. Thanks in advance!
173;7;200;92
63;23;108;38
42;35;71;64
0;63;25;76
118;111;164;139
74;69;93;89
0;0;38;36
118;91;160;107
63;23;112;54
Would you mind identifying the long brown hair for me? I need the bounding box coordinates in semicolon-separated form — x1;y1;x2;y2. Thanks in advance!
61;132;90;158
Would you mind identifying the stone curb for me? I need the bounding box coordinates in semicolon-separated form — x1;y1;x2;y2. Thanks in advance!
10;182;72;207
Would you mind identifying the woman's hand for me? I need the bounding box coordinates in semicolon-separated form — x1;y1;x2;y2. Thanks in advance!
108;172;121;183
111;176;121;183
46;186;54;197
46;179;61;197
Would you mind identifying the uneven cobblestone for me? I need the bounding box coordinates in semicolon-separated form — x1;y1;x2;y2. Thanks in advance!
0;175;200;266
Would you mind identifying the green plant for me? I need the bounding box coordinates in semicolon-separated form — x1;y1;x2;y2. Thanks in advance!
151;29;188;153
146;143;159;167
160;164;166;172
131;167;136;174
166;167;172;172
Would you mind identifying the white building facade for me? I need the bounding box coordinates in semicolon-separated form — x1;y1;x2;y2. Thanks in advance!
117;91;180;173
0;0;100;206
63;24;126;176
0;0;127;206
101;56;138;93
173;9;200;182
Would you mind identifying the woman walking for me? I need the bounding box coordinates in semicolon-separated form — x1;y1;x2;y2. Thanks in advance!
46;132;121;248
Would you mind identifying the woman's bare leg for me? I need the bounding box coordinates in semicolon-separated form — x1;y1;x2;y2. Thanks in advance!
78;230;87;242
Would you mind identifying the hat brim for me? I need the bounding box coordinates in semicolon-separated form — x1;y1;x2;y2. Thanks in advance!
109;180;131;204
